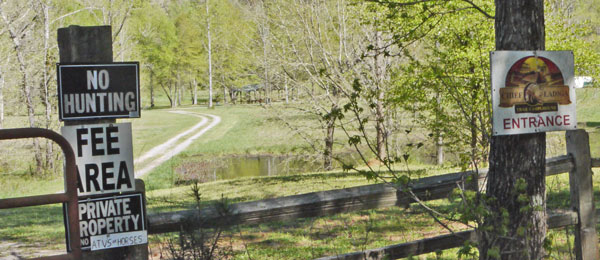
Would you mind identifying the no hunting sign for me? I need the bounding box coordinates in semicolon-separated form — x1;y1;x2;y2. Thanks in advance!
491;51;576;135
57;26;147;254
57;63;140;121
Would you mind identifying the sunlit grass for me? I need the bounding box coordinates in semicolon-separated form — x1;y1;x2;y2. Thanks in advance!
2;88;600;258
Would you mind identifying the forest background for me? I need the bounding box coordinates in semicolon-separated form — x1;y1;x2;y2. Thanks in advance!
0;0;597;176
0;0;599;258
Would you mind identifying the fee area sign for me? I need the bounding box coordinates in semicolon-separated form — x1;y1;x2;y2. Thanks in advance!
61;123;135;196
57;62;140;121
491;51;576;136
65;193;147;251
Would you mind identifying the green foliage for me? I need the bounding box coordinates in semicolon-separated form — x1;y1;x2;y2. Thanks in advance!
131;2;178;86
487;246;500;259
457;240;478;258
128;0;259;107
546;0;600;86
387;0;495;169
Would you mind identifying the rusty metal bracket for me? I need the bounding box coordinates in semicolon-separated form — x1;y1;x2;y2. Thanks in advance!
0;128;81;260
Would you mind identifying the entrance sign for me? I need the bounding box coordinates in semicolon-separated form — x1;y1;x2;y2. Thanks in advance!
61;123;135;196
65;193;147;251
491;51;576;136
57;63;140;121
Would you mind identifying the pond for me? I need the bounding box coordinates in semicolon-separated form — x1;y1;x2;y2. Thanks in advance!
217;155;324;179
174;153;359;184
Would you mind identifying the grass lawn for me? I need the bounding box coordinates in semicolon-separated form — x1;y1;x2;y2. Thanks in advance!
2;88;600;258
144;165;600;259
140;104;321;190
165;104;317;156
2;166;592;259
126;109;201;158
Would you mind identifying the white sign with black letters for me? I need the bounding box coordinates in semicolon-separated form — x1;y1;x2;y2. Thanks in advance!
61;123;135;196
57;63;140;121
65;193;147;251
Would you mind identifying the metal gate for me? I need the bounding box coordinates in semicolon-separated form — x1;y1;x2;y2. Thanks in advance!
0;128;81;260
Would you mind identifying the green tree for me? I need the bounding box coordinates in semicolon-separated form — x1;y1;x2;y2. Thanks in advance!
547;0;600;83
131;2;178;107
354;0;600;258
394;1;495;168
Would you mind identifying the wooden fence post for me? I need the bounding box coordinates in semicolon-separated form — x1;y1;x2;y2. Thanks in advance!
57;25;114;126
566;129;599;260
58;25;148;260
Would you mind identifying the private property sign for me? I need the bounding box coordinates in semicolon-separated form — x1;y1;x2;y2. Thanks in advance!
491;51;576;135
57;63;140;121
65;193;147;251
61;123;135;196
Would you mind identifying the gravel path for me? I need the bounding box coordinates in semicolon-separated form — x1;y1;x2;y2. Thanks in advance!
0;111;221;258
134;111;221;178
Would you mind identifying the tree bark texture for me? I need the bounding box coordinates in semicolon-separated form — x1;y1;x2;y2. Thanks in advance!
206;0;213;108
436;92;443;165
0;65;4;129
150;70;155;108
324;105;336;171
374;31;387;160
58;25;115;126
437;135;444;165
480;1;546;259
285;83;289;104
223;82;227;104
176;73;182;107
42;1;54;170
1;12;43;173
193;78;198;105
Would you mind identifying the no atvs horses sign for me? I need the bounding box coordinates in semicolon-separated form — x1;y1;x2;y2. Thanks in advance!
66;193;147;251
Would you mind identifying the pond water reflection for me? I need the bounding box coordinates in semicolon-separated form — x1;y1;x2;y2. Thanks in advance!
217;155;324;179
176;154;359;184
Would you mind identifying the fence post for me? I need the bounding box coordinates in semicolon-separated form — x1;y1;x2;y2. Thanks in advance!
57;25;114;125
566;129;599;260
58;25;148;260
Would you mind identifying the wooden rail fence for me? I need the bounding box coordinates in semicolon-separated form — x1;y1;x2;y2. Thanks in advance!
146;130;599;259
147;155;574;233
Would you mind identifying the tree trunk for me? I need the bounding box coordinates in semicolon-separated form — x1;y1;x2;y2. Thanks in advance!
171;83;178;107
0;65;4;129
480;1;546;259
178;86;182;106
19;56;42;174
374;31;387;160
470;116;477;163
0;6;43;173
436;92;443;165
261;12;270;104
437;135;443;165
471;84;479;164
150;70;155;108
161;82;174;108
324;106;336;171
223;85;227;104
177;73;182;106
284;78;289;104
192;78;198;105
206;0;213;108
375;92;386;160
14;41;42;174
42;1;54;170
